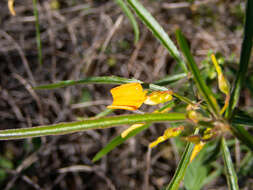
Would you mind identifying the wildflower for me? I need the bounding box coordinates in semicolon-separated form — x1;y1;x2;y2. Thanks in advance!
107;83;173;111
107;83;147;110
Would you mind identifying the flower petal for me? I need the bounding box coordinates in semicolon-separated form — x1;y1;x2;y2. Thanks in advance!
107;83;147;110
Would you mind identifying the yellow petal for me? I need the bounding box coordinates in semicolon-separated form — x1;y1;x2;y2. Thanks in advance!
149;126;184;148
190;141;205;162
149;136;167;148
144;91;173;105
107;83;147;111
8;0;16;16
121;123;144;138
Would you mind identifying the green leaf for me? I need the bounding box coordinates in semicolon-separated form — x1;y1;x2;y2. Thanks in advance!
0;113;186;140
114;0;139;44
221;137;239;190
184;147;209;190
203;138;222;164
154;73;187;86
126;0;188;73
92;102;175;162
238;152;253;186
226;0;253;119
34;76;142;90
230;124;253;152
175;29;220;117
232;113;253;127
166;142;194;190
94;109;113;118
92;123;150;162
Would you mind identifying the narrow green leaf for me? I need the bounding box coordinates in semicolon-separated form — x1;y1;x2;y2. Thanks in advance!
0;113;186;140
221;137;239;190
92;123;150;162
230;124;253;152
114;0;139;44
34;76;141;90
166;129;199;190
33;0;42;65
201;164;223;187
94;109;113;118
154;73;187;86
238;152;253;186
34;75;175;92
175;30;220;117
126;0;188;73
203;138;221;164
232;114;253;127
226;0;253;119
166;142;194;190
92;102;175;162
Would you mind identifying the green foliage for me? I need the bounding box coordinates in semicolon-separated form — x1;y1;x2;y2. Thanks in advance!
3;0;253;189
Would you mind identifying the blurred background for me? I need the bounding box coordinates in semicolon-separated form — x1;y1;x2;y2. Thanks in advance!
0;0;251;189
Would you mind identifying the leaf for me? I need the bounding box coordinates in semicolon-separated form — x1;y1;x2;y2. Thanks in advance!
184;147;209;190
34;76;142;90
238;152;253;186
226;0;253;119
203;138;222;164
221;137;239;190
154;73;187;86
230;124;253;152
166;142;194;190
114;0;139;44
0;113;186;140
126;0;188;73
165;129;199;190
93;102;176;162
232;113;253;127
175;29;220;117
92;123;150;162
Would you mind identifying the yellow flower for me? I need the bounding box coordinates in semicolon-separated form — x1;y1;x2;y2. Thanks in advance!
107;83;147;110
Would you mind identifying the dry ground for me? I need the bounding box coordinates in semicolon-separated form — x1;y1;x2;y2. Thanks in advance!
0;0;250;189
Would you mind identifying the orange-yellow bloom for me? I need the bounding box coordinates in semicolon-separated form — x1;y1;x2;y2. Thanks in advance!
107;83;147;110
